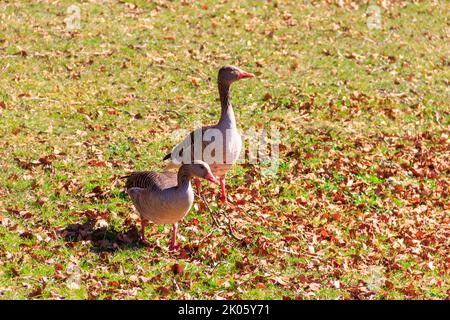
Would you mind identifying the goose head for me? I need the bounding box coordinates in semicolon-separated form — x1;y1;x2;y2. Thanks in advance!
218;65;255;86
182;160;219;184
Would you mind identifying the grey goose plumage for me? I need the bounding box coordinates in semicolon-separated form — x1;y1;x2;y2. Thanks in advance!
163;66;255;201
123;160;218;251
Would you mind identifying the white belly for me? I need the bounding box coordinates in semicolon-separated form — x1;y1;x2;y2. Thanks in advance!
224;128;242;164
208;127;242;178
169;126;242;178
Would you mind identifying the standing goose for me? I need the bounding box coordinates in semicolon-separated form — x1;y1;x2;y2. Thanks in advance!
124;160;218;251
163;65;255;202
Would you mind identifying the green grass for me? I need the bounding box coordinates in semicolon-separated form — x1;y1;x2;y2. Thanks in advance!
0;0;449;299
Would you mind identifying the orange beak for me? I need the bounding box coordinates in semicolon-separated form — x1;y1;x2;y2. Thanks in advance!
205;172;219;184
238;71;255;79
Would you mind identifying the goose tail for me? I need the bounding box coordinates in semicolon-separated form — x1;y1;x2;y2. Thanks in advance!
162;153;171;161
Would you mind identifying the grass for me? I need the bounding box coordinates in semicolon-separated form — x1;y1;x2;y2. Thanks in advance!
0;0;449;299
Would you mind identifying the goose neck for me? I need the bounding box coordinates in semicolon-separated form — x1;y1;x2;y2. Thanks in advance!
218;81;236;127
177;170;191;190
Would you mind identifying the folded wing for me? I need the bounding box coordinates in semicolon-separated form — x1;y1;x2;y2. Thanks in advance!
124;171;178;191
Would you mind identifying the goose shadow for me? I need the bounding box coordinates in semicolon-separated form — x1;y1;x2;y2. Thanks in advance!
59;219;153;253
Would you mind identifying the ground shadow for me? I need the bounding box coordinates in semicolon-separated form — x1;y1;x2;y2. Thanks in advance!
59;219;154;253
60;219;205;258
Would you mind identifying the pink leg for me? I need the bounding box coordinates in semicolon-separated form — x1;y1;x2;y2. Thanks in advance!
140;219;147;239
220;178;227;202
194;177;201;195
169;223;179;251
139;219;150;246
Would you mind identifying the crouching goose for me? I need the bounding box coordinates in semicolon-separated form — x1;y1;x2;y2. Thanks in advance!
123;160;218;251
163;65;255;202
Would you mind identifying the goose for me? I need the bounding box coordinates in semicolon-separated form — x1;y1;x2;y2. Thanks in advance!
123;160;218;251
163;65;255;202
